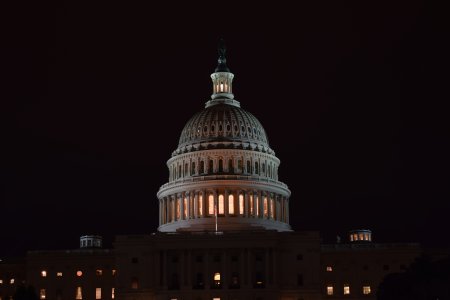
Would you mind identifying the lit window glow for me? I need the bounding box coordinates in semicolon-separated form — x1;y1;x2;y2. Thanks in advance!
112;269;116;276
363;286;371;294
326;266;333;272
239;194;244;215
76;287;82;300
344;284;350;295
327;285;333;295
76;271;83;277
10;279;14;284
0;279;3;284
228;194;234;214
111;288;115;299
208;195;214;215
198;194;203;216
95;288;101;299
218;195;224;214
41;270;47;277
183;197;188;218
249;195;254;215
39;289;46;299
263;196;268;217
213;272;221;281
96;269;103;276
57;272;63;277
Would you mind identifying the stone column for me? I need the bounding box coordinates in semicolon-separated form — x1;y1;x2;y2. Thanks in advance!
193;192;198;219
224;189;229;217
244;190;249;218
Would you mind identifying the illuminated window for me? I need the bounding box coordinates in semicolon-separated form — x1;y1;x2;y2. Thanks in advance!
208;195;214;215
95;288;101;299
131;277;139;289
176;198;181;220
41;270;47;277
263;196;268;217
256;195;259;216
213;272;221;287
326;266;333;272
111;288;115;299
112;269;117;276
76;270;83;277
218;195;224;214
198;194;203;216
0;279;3;284
249;194;254;215
228;194;234;214
363;286;371;294
10;278;14;284
213;298;221;300
344;284;350;295
270;198;274;218
239;194;244;215
75;287;82;300
326;285;333;295
57;272;63;277
183;197;187;219
39;289;46;299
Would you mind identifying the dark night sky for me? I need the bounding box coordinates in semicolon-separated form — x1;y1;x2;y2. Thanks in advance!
1;2;449;257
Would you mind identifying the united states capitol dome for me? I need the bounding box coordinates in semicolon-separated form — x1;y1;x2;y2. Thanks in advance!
157;40;291;233
174;102;274;156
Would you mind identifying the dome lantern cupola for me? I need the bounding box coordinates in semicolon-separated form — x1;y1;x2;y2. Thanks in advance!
208;39;237;107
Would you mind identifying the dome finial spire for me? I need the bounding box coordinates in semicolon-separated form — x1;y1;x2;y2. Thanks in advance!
215;38;230;72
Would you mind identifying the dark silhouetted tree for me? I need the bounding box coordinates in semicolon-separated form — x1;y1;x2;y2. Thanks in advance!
377;255;450;300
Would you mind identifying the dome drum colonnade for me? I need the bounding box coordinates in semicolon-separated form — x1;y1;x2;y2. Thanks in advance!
157;40;291;232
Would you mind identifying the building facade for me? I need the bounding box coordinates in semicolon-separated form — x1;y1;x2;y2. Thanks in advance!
1;43;424;300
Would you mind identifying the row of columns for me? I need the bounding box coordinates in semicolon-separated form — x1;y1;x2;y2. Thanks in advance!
169;157;279;182
159;190;289;226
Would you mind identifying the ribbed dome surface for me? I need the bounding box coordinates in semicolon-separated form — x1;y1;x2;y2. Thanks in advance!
175;103;273;155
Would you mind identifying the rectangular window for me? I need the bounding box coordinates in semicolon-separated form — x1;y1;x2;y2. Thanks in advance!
208;195;214;215
326;285;333;295
239;194;244;215
39;289;46;300
41;270;47;277
0;279;3;284
198;194;203;216
326;266;333;272
112;269;117;276
95;269;102;276
176;199;181;220
76;287;82;300
95;288;101;300
10;278;15;284
344;284;350;295
256;195;259;216
363;286;371;294
249;195;254;215
57;272;63;277
183;197;188;219
111;288;115;299
228;195;234;214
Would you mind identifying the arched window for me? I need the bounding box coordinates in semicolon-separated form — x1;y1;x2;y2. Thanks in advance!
176;198;181;220
198;194;203;216
208;194;214;215
200;161;205;174
191;162;196;175
239;194;244;215
228;159;233;173
238;160;243;173
218;195;224;214
209;160;214;174
263;196;268;217
184;163;188;176
218;159;223;173
228;194;234;215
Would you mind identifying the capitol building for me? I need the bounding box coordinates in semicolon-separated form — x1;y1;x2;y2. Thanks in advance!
0;42;423;300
